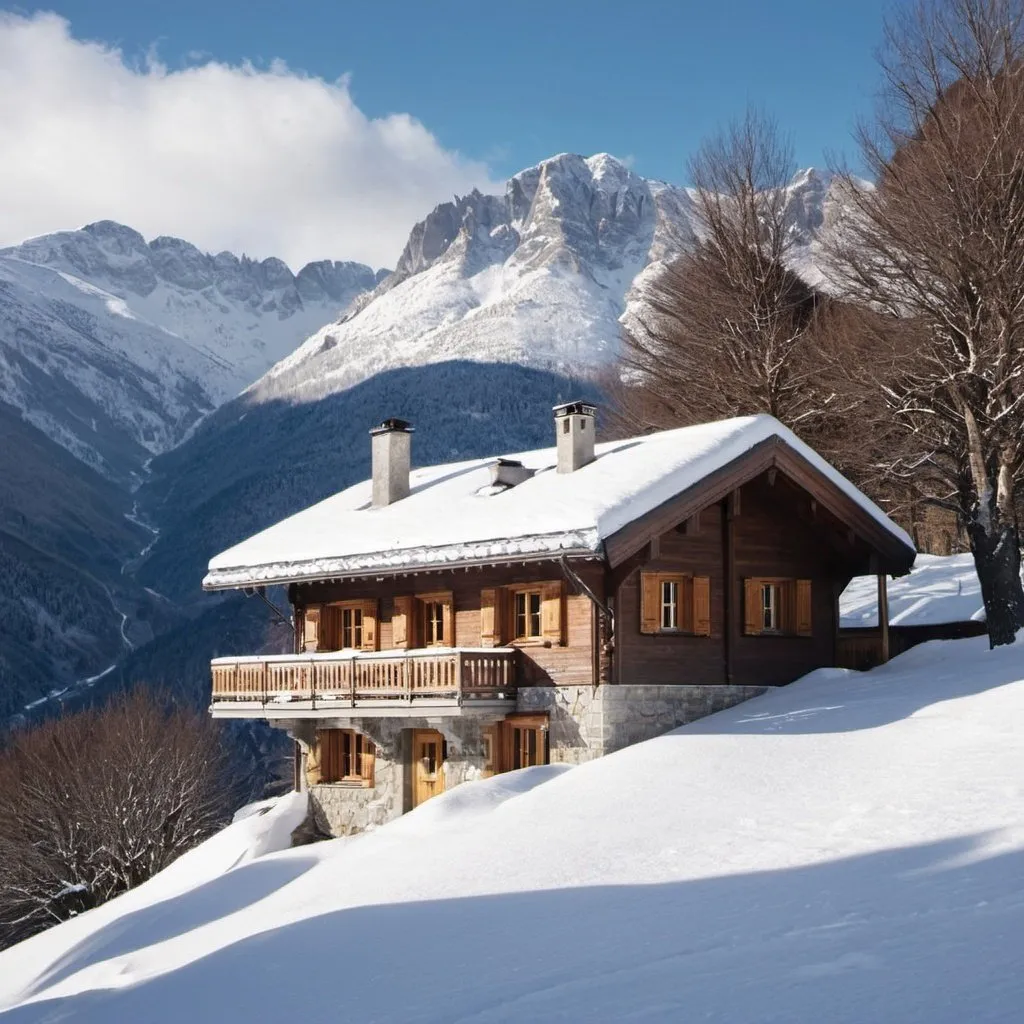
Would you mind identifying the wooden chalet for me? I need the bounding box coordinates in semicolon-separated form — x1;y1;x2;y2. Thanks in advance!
203;404;915;835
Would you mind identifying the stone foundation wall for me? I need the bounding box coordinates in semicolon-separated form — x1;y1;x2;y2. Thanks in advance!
517;683;768;761
285;714;498;837
279;683;767;837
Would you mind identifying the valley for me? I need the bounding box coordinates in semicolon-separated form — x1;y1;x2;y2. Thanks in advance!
0;153;835;727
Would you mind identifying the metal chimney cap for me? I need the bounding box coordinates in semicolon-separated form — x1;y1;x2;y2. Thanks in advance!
370;417;414;436
553;400;597;418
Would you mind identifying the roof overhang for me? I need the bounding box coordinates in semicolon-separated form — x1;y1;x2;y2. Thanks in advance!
603;437;916;577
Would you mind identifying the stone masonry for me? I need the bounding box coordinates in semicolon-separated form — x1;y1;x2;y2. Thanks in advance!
517;684;768;763
281;683;767;837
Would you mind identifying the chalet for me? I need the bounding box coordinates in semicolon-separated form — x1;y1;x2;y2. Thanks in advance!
204;404;915;836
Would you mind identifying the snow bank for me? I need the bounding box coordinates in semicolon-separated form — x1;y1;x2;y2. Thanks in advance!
0;792;307;1010
2;640;1023;1021
840;552;993;627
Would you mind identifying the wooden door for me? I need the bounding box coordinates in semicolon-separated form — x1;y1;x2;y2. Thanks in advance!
412;729;446;807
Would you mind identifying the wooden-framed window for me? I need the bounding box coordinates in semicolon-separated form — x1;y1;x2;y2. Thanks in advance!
510;724;548;770
513;588;543;640
317;729;375;786
743;578;812;637
487;715;549;773
341;605;363;649
391;593;453;648
480;582;564;646
320;600;379;652
640;573;711;636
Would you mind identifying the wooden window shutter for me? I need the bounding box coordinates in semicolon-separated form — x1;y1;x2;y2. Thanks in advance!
795;579;813;636
442;596;454;647
480;588;497;646
302;606;321;652
640;572;660;634
743;579;762;636
360;738;375;785
541;581;564;644
360;600;379;651
321;605;339;651
692;576;711;636
392;596;412;649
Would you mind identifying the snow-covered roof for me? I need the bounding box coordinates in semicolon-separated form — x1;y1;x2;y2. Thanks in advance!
203;414;914;590
840;553;988;628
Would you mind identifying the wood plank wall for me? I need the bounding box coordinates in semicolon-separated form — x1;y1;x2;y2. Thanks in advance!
295;561;600;688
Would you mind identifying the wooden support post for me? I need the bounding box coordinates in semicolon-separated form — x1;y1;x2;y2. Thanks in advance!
723;495;738;684
877;573;890;664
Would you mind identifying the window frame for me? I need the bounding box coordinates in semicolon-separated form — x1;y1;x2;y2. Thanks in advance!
639;572;711;636
511;586;544;641
413;591;454;648
317;728;375;787
743;577;813;638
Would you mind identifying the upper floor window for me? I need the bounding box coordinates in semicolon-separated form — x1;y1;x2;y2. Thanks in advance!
341;605;363;649
743;578;812;637
640;572;712;636
423;599;446;645
513;588;543;640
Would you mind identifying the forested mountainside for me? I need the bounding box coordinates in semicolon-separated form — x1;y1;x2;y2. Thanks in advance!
0;225;381;719
2;153;839;724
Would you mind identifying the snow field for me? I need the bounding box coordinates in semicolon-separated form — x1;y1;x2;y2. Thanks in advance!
1;635;1022;1021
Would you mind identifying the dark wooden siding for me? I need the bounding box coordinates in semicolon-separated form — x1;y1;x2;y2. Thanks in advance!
615;503;727;685
294;560;600;688
730;476;845;686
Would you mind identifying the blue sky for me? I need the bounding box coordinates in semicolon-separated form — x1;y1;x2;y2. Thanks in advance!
0;3;893;267
18;0;890;182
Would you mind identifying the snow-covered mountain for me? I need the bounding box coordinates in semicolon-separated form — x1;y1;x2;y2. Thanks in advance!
251;154;836;405
0;222;385;479
2;635;1021;1021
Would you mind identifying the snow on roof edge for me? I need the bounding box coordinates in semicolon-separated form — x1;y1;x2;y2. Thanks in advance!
202;530;602;590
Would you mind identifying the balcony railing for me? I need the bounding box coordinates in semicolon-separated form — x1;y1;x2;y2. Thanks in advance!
210;647;517;708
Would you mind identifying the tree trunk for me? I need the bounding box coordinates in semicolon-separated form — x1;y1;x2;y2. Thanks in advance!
966;518;1024;648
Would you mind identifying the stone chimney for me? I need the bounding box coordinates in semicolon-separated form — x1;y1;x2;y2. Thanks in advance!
370;418;413;507
553;401;597;473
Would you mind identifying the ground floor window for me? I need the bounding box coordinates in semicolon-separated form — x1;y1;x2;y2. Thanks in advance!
318;729;375;786
510;724;548;770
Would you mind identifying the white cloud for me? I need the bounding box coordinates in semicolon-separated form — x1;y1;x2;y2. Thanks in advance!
0;13;501;270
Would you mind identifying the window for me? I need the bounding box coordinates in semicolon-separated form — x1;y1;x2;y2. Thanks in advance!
743;578;813;637
480;583;563;646
514;588;543;640
511;726;546;769
761;582;780;632
320;600;378;652
640;573;712;636
661;578;679;630
341;605;363;649
424;600;445;644
317;729;375;786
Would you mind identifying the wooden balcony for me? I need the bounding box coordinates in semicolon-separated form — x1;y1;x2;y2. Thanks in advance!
210;647;518;718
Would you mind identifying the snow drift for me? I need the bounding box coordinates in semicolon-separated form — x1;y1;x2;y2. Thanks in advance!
1;635;1022;1022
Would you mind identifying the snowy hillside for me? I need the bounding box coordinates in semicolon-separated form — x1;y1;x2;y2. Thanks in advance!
250;155;838;404
0;221;383;478
2;636;1022;1022
842;553;988;628
3;221;386;399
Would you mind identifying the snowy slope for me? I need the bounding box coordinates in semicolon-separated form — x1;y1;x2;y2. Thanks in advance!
0;221;383;478
840;552;1024;627
249;156;838;404
2;636;1022;1022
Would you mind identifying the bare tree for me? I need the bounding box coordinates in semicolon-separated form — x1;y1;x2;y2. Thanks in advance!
0;690;238;948
619;110;834;436
826;0;1024;646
